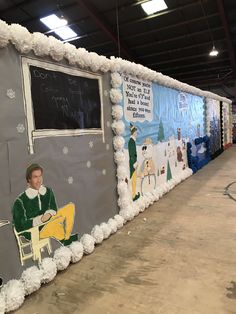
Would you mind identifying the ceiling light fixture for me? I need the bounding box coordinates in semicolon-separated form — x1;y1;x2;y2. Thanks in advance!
209;45;219;57
40;14;77;40
141;0;168;15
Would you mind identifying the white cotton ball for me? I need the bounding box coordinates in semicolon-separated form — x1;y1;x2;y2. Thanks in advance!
107;218;118;234
76;47;89;68
0;20;10;48
89;52;101;72
91;225;104;244
132;203;140;216
0;291;6;314
69;241;84;263
10;23;32;53
53;246;72;271
48;36;65;61
110;88;123;104
151;189;160;201
40;257;57;284
117;180;129;197
114;214;124;229
142;194;151;208
137;197;146;212
112;105;123;120
100;222;112;239
64;42;77;65
80;234;95;254
21;266;42;296
114;150;125;165
99;55;111;72
110;56;121;72
32;32;50;56
116;165;128;180
2;280;25;312
113;136;125;151
118;196;131;209
119;208;135;222
111;72;122;88
111;120;125;136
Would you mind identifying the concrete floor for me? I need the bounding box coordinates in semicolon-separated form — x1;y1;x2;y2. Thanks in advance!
15;147;236;314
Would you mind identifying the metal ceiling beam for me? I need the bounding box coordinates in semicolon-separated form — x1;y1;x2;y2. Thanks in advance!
146;50;227;67
74;0;134;60
169;66;232;78
131;26;224;50
154;58;229;72
217;0;236;76
121;0;201;27
124;13;219;40
139;39;226;60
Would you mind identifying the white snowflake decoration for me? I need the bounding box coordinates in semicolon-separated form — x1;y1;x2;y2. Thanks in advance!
16;124;25;133
89;141;94;148
87;161;91;168
68;176;73;184
6;88;15;99
106;121;111;128
102;169;106;175
104;90;108;97
106;144;110;150
63;146;69;154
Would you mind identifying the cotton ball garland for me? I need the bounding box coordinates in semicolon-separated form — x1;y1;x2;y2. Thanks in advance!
80;234;95;254
114;214;124;229
32;32;50;56
48;36;65;61
10;23;32;53
110;88;123;104
107;218;117;234
91;225;104;244
118;196;131;209
53;246;72;271
113;136;125;151
21;266;42;295
40;257;57;284
112;105;123;120
69;241;84;263
117;180;129;197
111;120;125;136
114;150;125;165
111;72;122;88
100;222;112;239
2;280;25;312
0;291;5;314
64;42;77;65
0;20;10;48
116;165;128;180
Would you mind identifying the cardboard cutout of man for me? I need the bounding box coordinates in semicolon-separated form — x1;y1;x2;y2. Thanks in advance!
12;164;77;246
128;124;140;201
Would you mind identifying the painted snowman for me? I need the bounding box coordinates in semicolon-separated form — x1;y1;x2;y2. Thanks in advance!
139;138;156;195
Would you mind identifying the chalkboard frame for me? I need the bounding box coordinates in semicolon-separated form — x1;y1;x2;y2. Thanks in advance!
21;57;104;154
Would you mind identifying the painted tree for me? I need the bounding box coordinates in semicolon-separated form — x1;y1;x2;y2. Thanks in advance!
167;160;172;181
158;119;165;142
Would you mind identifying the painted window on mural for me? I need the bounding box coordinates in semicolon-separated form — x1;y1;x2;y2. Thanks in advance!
21;57;104;153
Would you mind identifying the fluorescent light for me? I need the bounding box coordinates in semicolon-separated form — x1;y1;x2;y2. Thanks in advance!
40;14;67;29
54;26;77;40
141;0;168;15
40;14;78;40
209;46;219;57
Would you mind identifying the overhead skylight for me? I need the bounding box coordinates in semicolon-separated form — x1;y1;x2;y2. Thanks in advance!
141;0;168;15
40;14;78;40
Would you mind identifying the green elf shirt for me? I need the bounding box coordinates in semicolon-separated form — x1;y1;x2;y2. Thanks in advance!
128;136;137;178
12;185;57;240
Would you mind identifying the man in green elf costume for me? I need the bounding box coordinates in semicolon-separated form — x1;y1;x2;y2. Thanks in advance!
12;163;77;246
128;124;140;201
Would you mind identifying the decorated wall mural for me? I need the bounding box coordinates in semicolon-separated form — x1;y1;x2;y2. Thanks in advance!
121;75;205;200
0;20;232;313
222;102;232;149
206;98;222;157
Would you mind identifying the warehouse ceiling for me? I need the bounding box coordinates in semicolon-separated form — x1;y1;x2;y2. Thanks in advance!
0;0;235;99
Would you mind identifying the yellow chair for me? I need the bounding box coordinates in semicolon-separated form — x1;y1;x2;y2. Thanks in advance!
13;226;52;266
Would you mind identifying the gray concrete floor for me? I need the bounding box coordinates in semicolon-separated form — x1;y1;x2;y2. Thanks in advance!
15;147;236;314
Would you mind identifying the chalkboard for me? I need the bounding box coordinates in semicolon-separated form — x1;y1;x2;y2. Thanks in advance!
29;65;101;130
